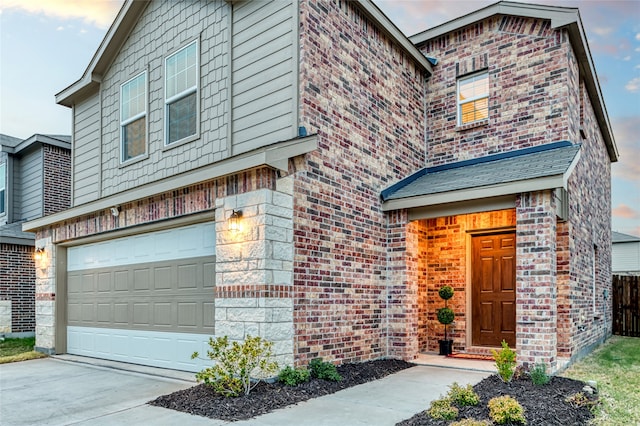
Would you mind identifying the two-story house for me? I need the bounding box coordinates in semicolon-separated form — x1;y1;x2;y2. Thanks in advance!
25;0;616;373
1;133;71;336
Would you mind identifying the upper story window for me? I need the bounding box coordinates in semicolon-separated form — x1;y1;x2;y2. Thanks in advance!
165;40;199;145
120;71;147;162
0;162;5;214
457;71;489;126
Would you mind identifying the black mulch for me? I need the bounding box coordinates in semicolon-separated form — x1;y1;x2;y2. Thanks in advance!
149;359;414;421
397;374;598;426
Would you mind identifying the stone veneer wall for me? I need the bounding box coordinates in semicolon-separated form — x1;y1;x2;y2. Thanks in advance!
418;16;575;167
294;0;427;364
0;243;35;333
34;167;295;365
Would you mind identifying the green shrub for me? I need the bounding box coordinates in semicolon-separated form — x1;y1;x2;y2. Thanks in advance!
488;395;526;424
439;285;454;300
278;366;310;386
191;335;278;397
491;340;517;382
309;358;342;382
447;382;480;406
529;363;551;385
428;398;458;420
437;307;455;325
450;419;491;426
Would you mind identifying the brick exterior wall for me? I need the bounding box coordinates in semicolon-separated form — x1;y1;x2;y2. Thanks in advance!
0;243;35;333
43;145;71;216
419;16;574;167
293;0;427;365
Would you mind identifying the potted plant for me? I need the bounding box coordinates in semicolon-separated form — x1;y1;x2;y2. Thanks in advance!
437;285;455;355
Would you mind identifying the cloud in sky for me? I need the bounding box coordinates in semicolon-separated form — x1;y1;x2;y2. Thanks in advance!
625;77;640;93
613;204;639;219
1;0;122;29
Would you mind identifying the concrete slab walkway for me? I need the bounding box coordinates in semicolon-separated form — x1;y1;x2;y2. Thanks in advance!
0;357;490;426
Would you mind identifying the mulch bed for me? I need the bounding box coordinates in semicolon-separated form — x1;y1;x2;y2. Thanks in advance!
149;358;414;421
397;374;598;426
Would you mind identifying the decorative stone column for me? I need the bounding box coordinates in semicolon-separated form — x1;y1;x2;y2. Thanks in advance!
34;235;56;354
214;175;295;367
515;190;558;371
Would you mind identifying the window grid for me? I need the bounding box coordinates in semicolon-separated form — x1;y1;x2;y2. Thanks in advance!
457;72;489;125
165;40;198;145
120;72;147;162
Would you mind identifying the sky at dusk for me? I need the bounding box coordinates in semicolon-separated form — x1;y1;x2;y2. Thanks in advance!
0;0;638;236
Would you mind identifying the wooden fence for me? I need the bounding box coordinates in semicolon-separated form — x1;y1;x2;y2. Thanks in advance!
613;275;640;337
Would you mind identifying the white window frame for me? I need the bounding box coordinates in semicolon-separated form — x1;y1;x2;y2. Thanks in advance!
0;162;6;216
120;71;148;164
457;71;489;126
164;39;199;147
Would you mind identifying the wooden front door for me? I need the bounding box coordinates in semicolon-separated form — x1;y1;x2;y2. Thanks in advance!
472;232;516;347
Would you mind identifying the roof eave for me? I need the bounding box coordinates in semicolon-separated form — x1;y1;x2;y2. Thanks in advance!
55;0;150;107
382;173;569;212
355;0;433;75
410;1;617;163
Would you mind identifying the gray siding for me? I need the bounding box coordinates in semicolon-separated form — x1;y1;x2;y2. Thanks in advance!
14;149;42;221
99;0;230;196
231;0;297;154
613;242;640;273
73;95;101;205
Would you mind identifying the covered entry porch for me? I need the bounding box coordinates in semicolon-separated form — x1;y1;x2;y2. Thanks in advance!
382;143;581;371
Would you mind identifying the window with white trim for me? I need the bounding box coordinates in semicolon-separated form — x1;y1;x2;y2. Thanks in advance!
0;162;6;214
165;40;198;145
120;71;147;162
457;71;489;125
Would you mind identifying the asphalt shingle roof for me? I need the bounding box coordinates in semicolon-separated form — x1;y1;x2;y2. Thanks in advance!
382;142;580;201
612;231;640;243
0;221;34;241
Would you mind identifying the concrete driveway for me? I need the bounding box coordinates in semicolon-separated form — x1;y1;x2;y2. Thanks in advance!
0;358;215;426
1;356;490;425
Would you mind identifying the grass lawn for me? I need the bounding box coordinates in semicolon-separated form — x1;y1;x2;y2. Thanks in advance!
0;337;47;364
563;335;640;425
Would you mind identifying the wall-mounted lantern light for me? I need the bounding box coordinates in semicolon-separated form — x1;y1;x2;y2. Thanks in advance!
110;206;121;217
34;247;45;262
229;210;243;232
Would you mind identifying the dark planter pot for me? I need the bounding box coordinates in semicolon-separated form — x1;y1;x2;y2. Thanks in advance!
439;339;453;356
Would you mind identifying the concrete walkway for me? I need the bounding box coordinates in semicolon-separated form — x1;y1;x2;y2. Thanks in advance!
0;357;490;426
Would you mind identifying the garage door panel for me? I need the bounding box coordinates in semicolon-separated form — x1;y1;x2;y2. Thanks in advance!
97;272;111;292
204;302;215;327
67;222;216;371
114;270;129;291
178;263;198;289
154;266;173;290
133;268;151;290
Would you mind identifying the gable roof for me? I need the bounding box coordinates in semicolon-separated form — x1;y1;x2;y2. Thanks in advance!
409;1;617;163
0;134;71;155
55;0;432;107
613;231;640;243
381;141;580;211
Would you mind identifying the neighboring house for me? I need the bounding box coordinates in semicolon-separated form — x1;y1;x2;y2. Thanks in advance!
24;0;616;373
0;134;71;336
612;231;640;275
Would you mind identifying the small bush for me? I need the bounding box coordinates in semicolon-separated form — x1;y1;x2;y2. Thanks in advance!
437;307;455;325
491;340;517;382
191;335;278;397
450;419;491;426
488;395;526;424
565;392;599;410
278;366;310;386
428;398;458;420
529;363;551;385
447;382;480;406
309;358;342;382
439;285;454;300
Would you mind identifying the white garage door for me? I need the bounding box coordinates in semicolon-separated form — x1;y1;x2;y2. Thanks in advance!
66;222;216;372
